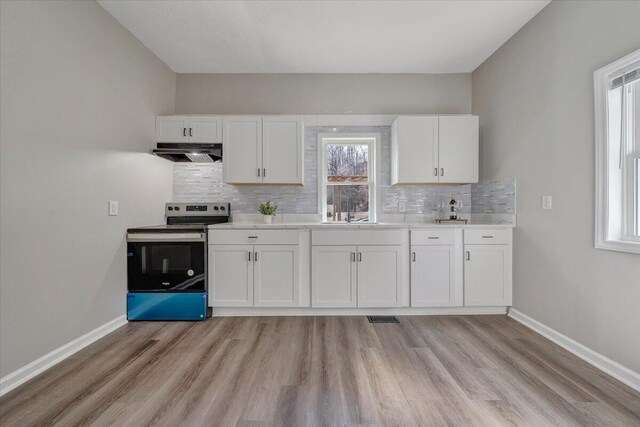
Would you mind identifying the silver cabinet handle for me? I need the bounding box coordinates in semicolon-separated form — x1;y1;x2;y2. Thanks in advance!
263;168;266;177
466;251;470;261
254;252;258;262
428;236;439;240
358;252;362;262
441;168;444;176
189;128;193;137
183;128;187;137
257;168;261;177
248;236;258;239
482;235;494;239
412;252;416;262
248;251;252;261
434;168;438;176
351;252;356;262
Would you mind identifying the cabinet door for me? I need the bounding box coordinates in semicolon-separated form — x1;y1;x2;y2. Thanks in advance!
438;116;479;183
357;246;403;308
312;246;357;307
223;116;263;183
254;245;299;307
189;116;223;143
156;116;189;143
262;116;304;184
391;116;438;184
208;245;253;307
411;245;456;307
464;245;509;306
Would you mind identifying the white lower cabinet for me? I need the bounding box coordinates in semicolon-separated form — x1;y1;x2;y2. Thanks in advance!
311;246;357;307
208;236;302;307
411;245;457;307
311;230;407;308
209;245;253;307
254;245;299;307
357;246;403;308
464;229;513;306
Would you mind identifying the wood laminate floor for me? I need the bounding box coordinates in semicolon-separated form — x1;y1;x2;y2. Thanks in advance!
1;315;639;426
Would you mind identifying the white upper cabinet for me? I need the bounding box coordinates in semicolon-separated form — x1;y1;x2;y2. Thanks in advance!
223;116;304;185
391;116;438;184
262;116;304;184
156;116;190;143
189;116;223;143
438;116;479;183
156;116;222;143
391;115;479;184
223;116;263;184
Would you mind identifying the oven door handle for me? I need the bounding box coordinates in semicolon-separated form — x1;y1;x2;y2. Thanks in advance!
127;233;205;242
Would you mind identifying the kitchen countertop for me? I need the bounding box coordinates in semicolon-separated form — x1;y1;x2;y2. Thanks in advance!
209;221;515;230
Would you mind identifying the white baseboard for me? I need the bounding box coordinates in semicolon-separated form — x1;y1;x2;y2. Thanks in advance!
508;309;640;392
213;306;508;317
0;315;128;397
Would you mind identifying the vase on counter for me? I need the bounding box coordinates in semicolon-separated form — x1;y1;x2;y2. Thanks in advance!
263;215;273;224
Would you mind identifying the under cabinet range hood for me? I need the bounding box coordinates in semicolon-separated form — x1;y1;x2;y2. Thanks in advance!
152;143;222;163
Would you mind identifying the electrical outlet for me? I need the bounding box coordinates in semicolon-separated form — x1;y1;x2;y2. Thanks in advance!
108;200;119;216
398;201;406;213
542;195;552;210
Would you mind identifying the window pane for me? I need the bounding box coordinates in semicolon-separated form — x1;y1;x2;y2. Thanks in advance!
326;185;370;222
326;144;368;182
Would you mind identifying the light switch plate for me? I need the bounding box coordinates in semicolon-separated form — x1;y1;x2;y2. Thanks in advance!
542;195;552;210
398;201;406;213
108;200;119;216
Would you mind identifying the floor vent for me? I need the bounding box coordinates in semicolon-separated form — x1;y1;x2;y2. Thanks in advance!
367;315;399;324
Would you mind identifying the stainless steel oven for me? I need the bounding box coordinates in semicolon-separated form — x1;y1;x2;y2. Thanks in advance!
126;202;230;321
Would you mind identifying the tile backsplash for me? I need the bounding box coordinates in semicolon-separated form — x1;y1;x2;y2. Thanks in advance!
173;126;515;217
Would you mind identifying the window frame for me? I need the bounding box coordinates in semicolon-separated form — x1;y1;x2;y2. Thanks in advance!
594;48;640;254
318;133;381;223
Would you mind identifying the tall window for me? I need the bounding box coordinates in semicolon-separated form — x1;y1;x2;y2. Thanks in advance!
595;49;640;253
319;134;379;223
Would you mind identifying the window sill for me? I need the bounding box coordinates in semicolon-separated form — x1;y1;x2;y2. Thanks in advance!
595;239;640;254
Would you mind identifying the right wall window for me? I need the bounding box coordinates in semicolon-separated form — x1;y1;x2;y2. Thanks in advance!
595;49;640;253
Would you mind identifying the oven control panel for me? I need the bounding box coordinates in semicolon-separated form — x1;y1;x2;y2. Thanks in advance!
165;203;230;217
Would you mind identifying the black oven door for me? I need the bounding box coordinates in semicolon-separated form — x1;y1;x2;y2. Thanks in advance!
127;233;206;292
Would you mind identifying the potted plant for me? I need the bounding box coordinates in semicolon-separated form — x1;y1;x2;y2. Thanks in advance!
258;201;278;224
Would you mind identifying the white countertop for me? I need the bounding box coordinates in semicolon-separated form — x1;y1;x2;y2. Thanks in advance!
209;221;515;230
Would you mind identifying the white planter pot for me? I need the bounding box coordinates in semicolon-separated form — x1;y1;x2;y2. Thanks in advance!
262;215;273;224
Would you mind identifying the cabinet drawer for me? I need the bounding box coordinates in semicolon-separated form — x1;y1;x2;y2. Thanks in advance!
209;230;300;245
411;229;455;245
312;229;404;246
464;229;509;245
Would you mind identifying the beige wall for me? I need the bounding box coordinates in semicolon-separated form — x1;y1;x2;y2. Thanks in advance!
472;0;640;372
176;73;471;114
0;0;175;376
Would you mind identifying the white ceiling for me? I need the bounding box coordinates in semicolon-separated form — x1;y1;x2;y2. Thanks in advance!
98;0;550;74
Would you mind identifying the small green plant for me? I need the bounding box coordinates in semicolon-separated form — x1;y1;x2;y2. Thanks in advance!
258;201;278;216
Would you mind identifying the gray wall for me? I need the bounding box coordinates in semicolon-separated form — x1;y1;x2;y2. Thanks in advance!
176;73;471;114
472;0;640;372
0;0;176;376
